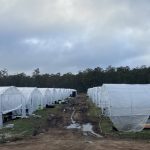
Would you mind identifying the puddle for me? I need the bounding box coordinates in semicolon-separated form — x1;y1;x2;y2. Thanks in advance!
66;109;102;138
66;108;81;129
82;123;102;138
66;123;81;129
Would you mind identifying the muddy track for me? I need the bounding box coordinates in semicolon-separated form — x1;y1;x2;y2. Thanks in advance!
46;94;98;130
0;94;150;150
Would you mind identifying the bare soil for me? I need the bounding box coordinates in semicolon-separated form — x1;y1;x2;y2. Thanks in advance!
0;94;150;150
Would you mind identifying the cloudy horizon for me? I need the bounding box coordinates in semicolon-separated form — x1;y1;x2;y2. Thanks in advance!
0;0;150;74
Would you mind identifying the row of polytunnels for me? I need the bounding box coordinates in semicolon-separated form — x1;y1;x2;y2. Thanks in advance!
0;87;77;127
87;84;150;132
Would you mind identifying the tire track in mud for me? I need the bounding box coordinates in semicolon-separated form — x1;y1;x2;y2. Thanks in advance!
66;96;102;138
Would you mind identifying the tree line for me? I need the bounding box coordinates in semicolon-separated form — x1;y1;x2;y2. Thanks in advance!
0;66;150;92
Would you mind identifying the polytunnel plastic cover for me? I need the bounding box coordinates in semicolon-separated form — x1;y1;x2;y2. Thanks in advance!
38;88;52;106
18;87;43;114
0;86;26;127
101;84;150;132
0;87;25;114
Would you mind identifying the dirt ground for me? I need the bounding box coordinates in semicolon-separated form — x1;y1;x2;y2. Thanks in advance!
0;94;150;150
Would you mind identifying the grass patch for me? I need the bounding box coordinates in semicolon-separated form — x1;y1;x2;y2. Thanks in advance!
86;99;101;119
0;104;63;143
86;99;102;133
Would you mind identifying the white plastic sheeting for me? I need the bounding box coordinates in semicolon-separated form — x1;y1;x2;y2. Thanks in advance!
56;89;64;101
101;84;150;132
51;88;58;103
49;88;76;104
87;87;101;107
56;88;76;101
38;88;51;107
48;88;55;104
88;84;150;132
18;87;43;115
0;86;26;127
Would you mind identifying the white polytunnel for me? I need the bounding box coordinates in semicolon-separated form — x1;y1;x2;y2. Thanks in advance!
47;88;77;104
54;88;67;102
57;88;64;101
101;84;150;132
0;86;26;127
38;88;51;107
97;87;101;107
62;89;68;100
87;87;101;107
48;88;55;104
55;88;61;102
51;88;58;103
18;87;43;115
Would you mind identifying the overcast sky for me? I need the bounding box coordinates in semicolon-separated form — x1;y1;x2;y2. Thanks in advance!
0;0;150;74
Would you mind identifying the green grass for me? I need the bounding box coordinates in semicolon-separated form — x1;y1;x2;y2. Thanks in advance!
86;100;101;119
86;99;102;133
0;104;63;143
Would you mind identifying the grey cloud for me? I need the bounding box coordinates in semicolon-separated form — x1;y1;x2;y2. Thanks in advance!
0;0;150;74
